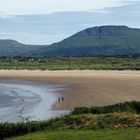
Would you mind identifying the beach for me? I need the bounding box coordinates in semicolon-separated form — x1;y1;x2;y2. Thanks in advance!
0;78;70;122
0;70;140;111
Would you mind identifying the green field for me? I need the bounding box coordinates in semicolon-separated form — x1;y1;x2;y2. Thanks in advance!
8;129;140;140
0;57;140;70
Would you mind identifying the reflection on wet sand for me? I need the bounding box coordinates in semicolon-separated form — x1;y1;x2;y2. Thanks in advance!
0;79;69;122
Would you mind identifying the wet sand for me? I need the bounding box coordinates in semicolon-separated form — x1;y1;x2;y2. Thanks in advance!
0;70;140;110
0;79;69;122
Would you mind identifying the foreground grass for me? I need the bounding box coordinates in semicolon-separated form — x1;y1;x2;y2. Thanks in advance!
2;101;140;139
8;129;140;140
0;57;140;70
2;112;140;139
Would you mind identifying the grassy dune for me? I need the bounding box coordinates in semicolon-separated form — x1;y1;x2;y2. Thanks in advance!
0;57;140;70
8;129;140;140
2;101;140;140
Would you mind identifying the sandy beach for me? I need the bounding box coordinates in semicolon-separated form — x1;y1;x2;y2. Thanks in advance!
0;70;140;110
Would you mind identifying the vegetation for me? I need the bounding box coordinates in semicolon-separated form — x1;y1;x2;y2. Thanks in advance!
1;101;140;139
8;129;140;140
0;39;44;57
33;26;140;57
1;26;140;57
0;57;140;70
72;101;140;115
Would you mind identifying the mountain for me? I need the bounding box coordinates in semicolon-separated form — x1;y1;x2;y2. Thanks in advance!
30;25;140;57
0;25;140;57
0;39;45;57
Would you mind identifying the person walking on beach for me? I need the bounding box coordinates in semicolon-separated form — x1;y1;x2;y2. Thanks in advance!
58;97;61;102
58;97;64;102
61;97;64;102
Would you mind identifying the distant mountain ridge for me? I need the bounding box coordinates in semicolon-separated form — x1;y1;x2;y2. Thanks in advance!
0;25;140;57
72;26;130;36
0;39;45;57
33;25;140;57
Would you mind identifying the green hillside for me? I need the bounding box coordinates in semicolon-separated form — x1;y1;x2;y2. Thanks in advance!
0;26;140;57
0;39;45;57
33;26;140;57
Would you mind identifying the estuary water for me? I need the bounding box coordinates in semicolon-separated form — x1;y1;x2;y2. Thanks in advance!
0;79;69;122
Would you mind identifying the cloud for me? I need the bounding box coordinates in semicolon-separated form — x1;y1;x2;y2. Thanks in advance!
0;0;139;44
0;0;134;15
0;14;15;19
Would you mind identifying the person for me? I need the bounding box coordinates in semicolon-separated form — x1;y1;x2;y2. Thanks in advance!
61;97;64;102
58;97;61;102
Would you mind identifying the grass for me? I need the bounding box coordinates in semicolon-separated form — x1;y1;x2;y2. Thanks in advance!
57;112;140;129
2;112;140;139
2;101;140;140
0;57;140;70
8;129;140;140
72;101;140;115
2;101;140;139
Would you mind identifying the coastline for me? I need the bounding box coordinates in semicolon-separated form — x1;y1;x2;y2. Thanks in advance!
0;70;140;77
0;79;70;122
0;70;140;110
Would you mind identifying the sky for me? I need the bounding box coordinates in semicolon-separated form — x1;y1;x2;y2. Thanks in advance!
0;0;140;44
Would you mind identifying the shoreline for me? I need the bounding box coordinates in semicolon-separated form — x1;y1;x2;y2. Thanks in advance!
0;70;140;110
0;70;140;77
0;79;70;122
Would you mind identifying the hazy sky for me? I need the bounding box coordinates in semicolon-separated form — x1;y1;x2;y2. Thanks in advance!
0;0;132;15
0;0;140;44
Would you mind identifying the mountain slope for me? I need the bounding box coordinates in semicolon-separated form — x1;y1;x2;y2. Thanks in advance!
0;25;140;57
0;39;45;57
32;26;140;57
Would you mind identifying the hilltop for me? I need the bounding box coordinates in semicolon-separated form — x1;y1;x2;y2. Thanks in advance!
31;25;140;57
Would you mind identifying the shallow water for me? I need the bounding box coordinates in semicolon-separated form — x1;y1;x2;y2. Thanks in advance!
0;79;69;122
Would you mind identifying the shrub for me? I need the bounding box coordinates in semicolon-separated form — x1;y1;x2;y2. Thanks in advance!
72;101;140;115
